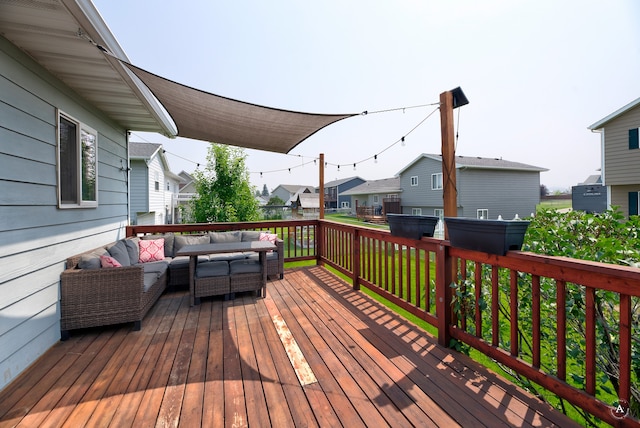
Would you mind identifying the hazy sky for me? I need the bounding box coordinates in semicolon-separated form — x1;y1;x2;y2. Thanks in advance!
94;0;640;192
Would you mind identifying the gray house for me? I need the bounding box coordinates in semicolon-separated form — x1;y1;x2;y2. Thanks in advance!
340;177;402;216
0;0;175;391
396;154;547;220
588;97;640;218
271;184;315;205
129;142;183;225
322;176;366;210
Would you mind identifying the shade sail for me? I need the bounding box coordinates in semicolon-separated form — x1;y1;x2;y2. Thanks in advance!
121;62;357;153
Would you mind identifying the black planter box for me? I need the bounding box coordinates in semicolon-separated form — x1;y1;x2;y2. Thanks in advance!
387;214;439;240
444;217;530;255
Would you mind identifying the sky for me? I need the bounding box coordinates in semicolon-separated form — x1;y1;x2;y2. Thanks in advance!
94;0;640;193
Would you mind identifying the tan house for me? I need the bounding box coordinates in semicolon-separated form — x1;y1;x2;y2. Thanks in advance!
588;97;640;217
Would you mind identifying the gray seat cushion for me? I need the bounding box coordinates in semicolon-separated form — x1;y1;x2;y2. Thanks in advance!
143;272;161;292
169;255;208;268
142;260;169;275
229;259;261;274
196;261;230;278
246;252;279;261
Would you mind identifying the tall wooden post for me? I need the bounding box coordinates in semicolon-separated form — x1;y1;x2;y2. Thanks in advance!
439;90;457;239
317;153;325;266
319;153;325;220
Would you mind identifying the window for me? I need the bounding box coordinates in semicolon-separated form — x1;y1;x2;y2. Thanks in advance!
167;181;171;191
373;195;379;203
341;201;350;208
629;128;639;150
410;176;418;186
58;112;97;208
431;173;443;190
477;209;489;219
412;208;422;215
629;192;639;216
434;209;444;220
154;171;160;191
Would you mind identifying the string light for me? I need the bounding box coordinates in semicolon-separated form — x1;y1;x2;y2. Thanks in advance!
374;154;378;163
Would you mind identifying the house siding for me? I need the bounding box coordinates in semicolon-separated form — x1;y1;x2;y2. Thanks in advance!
399;157;452;216
0;36;130;391
398;155;541;219
609;184;640;217
130;159;149;223
602;106;640;185
147;156;166;224
458;169;540;219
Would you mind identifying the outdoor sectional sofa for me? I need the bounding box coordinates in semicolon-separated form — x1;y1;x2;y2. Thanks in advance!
60;230;284;338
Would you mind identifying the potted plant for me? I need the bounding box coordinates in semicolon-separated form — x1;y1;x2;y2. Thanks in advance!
444;217;530;255
387;213;439;240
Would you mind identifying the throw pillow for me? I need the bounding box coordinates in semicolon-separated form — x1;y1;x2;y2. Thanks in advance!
100;255;122;268
259;232;278;252
139;238;165;263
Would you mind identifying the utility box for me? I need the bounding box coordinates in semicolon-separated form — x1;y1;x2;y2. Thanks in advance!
572;185;607;213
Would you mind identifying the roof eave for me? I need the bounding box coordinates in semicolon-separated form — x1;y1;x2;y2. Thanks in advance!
588;96;640;130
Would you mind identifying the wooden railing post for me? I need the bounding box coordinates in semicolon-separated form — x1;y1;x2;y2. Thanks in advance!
436;242;454;347
316;220;324;266
352;228;360;290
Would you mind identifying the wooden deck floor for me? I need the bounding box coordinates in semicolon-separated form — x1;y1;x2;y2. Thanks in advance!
0;266;580;427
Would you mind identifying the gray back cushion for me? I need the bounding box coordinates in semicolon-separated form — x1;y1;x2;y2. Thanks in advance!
77;248;108;270
209;231;242;243
107;240;131;266
141;233;175;257
125;237;140;264
174;234;210;252
241;231;262;242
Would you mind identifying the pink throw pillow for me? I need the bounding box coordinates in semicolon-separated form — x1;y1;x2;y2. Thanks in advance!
138;238;165;263
259;232;278;252
100;255;122;268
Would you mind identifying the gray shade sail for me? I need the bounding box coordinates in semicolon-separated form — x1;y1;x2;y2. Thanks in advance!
122;62;357;153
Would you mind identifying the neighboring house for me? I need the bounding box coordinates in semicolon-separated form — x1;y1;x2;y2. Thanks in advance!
0;1;176;391
322;176;366;209
293;193;321;219
129;142;184;225
340;177;402;216
271;184;315;206
397;154;547;220
588;97;640;218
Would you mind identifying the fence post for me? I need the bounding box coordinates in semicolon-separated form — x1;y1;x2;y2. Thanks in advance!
352;228;360;290
316;220;323;267
436;242;454;347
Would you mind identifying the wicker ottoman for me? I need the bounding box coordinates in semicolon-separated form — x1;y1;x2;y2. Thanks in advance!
229;259;263;297
194;261;230;304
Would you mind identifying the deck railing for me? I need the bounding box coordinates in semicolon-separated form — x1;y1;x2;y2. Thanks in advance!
126;219;639;425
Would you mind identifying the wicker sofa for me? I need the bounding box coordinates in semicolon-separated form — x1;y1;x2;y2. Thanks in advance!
60;231;284;338
60;240;167;340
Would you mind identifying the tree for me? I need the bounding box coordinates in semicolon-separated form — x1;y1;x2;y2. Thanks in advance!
261;184;270;197
540;184;548;198
266;195;285;206
188;144;260;223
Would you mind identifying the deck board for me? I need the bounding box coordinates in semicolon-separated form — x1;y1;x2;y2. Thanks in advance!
0;266;581;427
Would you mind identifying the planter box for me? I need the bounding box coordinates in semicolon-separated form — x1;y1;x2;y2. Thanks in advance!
444;217;530;255
387;214;439;240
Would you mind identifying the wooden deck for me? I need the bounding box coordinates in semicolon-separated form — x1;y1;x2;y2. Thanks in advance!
0;266;580;427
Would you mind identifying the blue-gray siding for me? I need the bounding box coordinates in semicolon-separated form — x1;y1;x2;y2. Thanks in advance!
399;156;540;219
0;36;131;391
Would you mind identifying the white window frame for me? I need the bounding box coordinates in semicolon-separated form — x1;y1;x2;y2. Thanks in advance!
412;208;422;215
431;173;443;190
57;111;98;208
341;201;350;208
410;176;419;187
477;209;489;219
434;209;444;220
373;195;379;204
